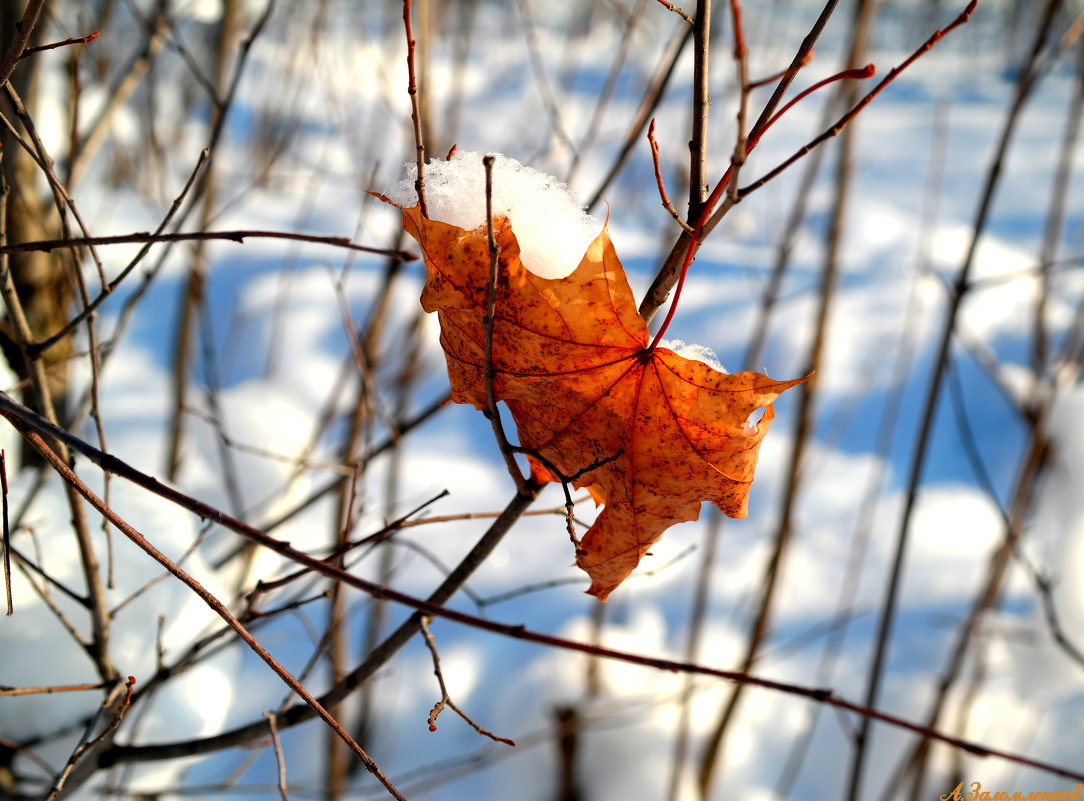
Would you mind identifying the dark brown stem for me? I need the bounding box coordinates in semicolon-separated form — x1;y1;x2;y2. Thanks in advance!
1;449;9;616
404;0;428;218
688;0;711;219
0;0;45;86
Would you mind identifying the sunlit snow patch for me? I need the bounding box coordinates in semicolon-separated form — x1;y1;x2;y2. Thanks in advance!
657;337;727;373
383;150;600;280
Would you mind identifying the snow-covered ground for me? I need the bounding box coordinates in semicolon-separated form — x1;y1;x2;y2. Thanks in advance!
1;1;1082;799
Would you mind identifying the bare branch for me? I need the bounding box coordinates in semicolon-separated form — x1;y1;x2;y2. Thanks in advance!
419;616;515;746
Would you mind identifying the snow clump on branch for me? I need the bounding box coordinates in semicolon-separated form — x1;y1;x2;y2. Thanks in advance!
383;150;600;280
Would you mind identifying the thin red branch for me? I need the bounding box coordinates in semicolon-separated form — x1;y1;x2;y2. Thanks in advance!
756;63;876;150
20;31;100;58
649;0;975;347
740;0;978;199
656;0;694;25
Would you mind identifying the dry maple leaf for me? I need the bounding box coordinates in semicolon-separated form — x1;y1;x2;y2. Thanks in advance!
382;198;805;600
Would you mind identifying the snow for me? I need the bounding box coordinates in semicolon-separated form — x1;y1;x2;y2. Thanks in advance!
383;150;602;279
657;337;728;373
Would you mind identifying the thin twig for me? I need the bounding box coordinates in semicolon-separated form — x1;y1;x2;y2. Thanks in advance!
263;713;291;801
655;0;694;25
43;676;134;801
404;0;428;217
2;396;1080;784
1;449;10;615
0;681;112;697
0;228;416;258
849;2;1057;798
17;426;408;801
419;616;515;746
20;31;100;58
34;149;212;357
648;119;693;231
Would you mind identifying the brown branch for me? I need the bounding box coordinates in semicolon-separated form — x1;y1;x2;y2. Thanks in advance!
0;394;1080;784
688;0;712;218
0;229;417;258
404;0;428;218
419;616;515;746
0;0;46;87
15;424;408;801
0;137;115;686
43;676;134;801
638;0;842;323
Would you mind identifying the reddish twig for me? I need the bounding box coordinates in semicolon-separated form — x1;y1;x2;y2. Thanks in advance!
748;49;816;90
20;31;100;58
739;1;977;199
655;0;694;25
648;0;974;348
648;119;693;231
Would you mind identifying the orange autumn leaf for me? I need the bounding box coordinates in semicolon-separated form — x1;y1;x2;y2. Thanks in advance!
383;199;805;600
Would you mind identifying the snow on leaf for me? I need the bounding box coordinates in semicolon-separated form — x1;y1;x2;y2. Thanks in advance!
380;198;806;600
